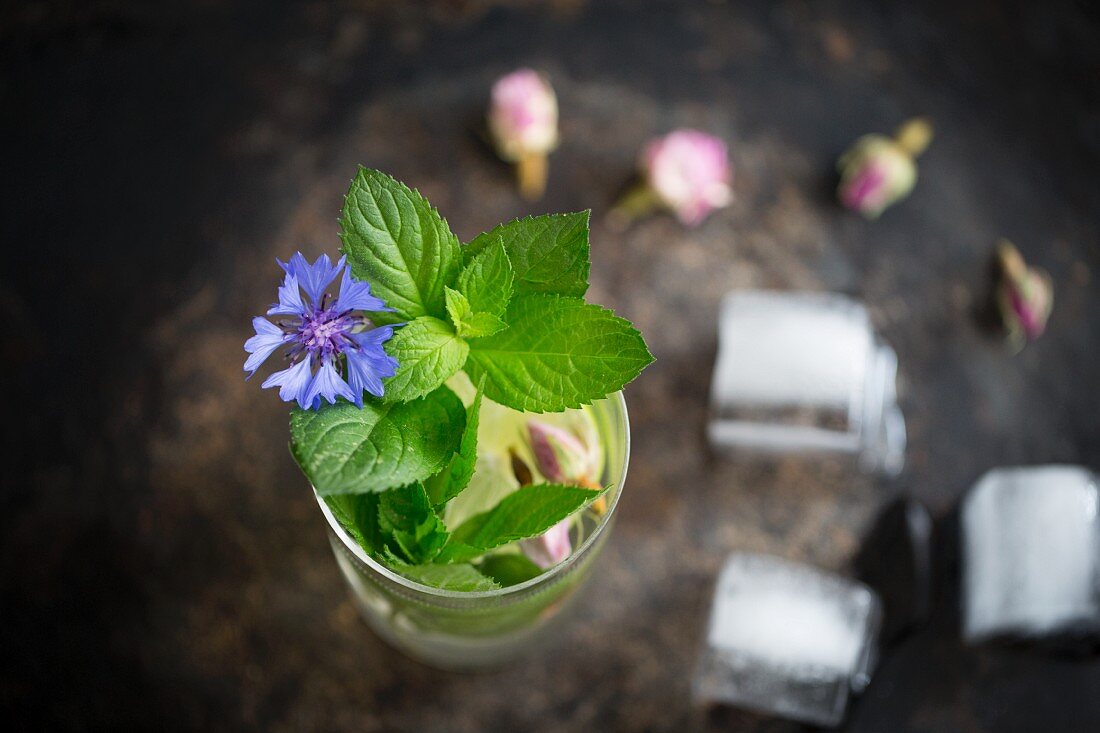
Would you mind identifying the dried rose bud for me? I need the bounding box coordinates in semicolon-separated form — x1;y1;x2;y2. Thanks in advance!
527;420;605;514
639;129;733;227
837;117;932;219
487;69;558;200
528;421;592;484
996;240;1053;346
521;518;572;569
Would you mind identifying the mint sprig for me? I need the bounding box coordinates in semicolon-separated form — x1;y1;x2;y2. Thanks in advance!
290;168;653;591
337;168;652;411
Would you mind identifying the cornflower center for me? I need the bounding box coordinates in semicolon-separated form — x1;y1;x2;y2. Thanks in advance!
280;293;364;364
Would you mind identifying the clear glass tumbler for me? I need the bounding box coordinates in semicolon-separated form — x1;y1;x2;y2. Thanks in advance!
314;392;630;669
708;291;906;477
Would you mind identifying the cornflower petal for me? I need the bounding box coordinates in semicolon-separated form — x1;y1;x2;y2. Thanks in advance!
333;267;391;313
353;327;399;376
261;357;314;409
244;317;290;377
304;357;357;408
267;273;306;317
345;326;398;404
280;252;344;305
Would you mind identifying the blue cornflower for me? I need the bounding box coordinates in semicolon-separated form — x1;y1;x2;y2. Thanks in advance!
244;252;399;409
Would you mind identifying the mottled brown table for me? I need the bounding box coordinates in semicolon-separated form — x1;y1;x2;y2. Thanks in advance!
4;1;1100;730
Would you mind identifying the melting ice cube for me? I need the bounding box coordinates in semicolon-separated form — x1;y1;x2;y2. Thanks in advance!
961;465;1100;643
707;291;905;476
694;553;882;727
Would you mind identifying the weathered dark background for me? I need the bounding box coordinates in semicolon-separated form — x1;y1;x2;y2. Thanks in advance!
3;1;1099;730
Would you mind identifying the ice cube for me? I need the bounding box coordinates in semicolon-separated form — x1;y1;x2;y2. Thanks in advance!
694;553;882;727
707;291;905;476
961;465;1100;644
711;291;873;411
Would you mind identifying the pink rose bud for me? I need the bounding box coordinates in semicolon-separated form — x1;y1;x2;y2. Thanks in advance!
527;420;606;518
521;518;573;569
488;69;558;200
641;129;733;227
527;420;592;485
837;117;932;218
996;240;1053;347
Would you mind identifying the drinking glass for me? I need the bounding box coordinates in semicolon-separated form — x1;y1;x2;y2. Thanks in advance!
315;392;630;668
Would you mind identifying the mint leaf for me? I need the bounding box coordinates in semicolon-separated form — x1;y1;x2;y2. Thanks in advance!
441;483;604;559
325;493;382;554
444;287;471;330
445;287;507;339
290;386;465;495
378;483;450;563
425;377;484;508
396;563;501;591
457;236;514;317
478;553;544;586
377;482;432;533
465;293;654;412
433;542;484;564
383;317;469;402
457;312;506;339
464;212;590;297
340;167;460;319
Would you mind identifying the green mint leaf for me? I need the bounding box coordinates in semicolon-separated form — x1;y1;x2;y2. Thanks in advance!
425;377;484;508
464;212;590;297
290;386;465;496
377;482;432;533
383;317;469;402
325;493;382;555
442;483;605;558
378;484;450;563
444;286;471;330
340;167;460;319
433;542;484;564
477;553;544;586
395;563;501;592
458;312;507;339
445;287;507;339
465;293;655;412
457;236;514;317
391;516;450;564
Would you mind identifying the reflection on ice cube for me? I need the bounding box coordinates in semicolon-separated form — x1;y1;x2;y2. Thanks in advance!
694;553;882;727
962;465;1100;643
708;291;905;477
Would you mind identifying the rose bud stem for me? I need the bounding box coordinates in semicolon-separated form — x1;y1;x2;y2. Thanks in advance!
517;151;548;201
894;117;933;158
581;477;608;516
608;183;661;231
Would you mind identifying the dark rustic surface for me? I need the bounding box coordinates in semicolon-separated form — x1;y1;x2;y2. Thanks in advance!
3;1;1100;730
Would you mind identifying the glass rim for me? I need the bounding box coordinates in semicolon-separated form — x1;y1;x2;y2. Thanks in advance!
314;390;631;600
